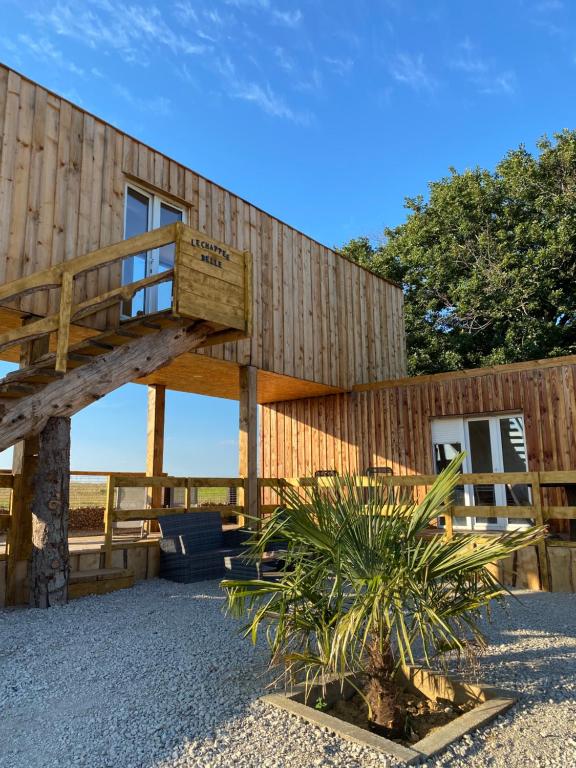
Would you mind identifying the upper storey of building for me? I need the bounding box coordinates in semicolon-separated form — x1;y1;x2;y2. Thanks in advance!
0;64;406;402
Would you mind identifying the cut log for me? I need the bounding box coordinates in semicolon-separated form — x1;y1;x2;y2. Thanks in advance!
30;417;71;608
0;321;212;453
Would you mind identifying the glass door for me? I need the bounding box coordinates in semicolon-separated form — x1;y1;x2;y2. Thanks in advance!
152;201;183;312
122;186;185;317
432;414;530;530
122;187;151;316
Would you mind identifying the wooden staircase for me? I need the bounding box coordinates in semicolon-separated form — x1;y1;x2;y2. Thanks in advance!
0;309;188;416
0;221;252;452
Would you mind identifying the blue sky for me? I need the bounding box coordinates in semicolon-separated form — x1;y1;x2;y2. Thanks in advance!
0;0;575;475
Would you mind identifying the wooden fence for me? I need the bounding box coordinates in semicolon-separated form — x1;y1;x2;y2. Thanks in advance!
0;473;14;538
103;475;245;567
100;469;576;589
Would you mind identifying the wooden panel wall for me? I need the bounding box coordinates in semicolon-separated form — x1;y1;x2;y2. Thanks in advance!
260;357;576;482
0;65;406;388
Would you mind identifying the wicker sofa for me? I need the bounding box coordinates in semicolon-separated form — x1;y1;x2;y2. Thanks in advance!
158;512;285;583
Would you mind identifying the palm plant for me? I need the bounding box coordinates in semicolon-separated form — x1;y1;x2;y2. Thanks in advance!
222;455;545;738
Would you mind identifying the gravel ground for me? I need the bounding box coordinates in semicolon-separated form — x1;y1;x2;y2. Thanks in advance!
0;580;575;768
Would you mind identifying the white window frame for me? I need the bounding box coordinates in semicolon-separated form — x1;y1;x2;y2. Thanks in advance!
432;413;531;532
122;184;187;315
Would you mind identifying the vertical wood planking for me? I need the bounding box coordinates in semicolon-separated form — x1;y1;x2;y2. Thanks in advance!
260;360;576;520
0;64;406;387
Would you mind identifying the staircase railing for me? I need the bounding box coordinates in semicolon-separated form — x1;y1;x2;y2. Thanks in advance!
0;222;180;372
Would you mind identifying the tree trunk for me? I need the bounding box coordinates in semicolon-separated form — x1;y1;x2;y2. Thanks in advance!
30;417;71;608
364;637;404;737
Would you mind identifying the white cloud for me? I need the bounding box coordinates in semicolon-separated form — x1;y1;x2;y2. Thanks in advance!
479;70;516;95
272;9;302;27
114;84;172;116
232;80;296;119
323;56;354;76
449;38;487;74
223;0;302;27
174;0;198;24
205;9;224;25
274;46;294;72
535;0;563;11
217;54;309;122
294;67;322;92
16;34;85;75
390;53;436;91
25;0;309;124
449;38;516;97
30;1;210;64
224;0;271;7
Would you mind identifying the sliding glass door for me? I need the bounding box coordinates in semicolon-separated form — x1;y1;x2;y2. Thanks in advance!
432;414;531;530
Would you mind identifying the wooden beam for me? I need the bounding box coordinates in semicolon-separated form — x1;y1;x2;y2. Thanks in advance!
146;384;166;520
5;326;50;606
0;315;58;355
239;365;258;527
0;222;179;304
55;272;73;372
0;321;213;453
29;417;71;607
353;352;576;393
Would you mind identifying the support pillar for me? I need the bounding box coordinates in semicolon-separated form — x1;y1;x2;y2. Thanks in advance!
6;328;49;606
239;365;258;527
146;385;165;528
30;416;71;608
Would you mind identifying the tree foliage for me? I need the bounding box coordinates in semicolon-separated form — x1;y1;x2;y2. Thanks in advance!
340;130;576;375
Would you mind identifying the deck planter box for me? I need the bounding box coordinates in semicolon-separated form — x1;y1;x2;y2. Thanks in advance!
263;666;515;764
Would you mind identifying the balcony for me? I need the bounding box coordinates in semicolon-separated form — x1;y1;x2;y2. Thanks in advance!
0;222;253;373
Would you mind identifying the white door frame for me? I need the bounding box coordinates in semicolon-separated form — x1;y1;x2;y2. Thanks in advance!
432;413;529;531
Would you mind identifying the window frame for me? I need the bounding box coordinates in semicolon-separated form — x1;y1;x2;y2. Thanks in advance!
122;183;187;316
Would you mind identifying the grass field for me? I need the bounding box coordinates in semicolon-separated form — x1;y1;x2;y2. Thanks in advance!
69;481;233;510
0;480;235;511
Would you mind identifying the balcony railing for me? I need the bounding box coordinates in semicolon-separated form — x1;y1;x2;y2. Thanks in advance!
0;222;252;373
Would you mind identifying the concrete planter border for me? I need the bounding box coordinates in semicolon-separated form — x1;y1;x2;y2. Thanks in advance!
263;667;516;764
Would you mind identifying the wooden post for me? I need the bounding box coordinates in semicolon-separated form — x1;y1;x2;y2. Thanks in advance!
532;472;550;591
55;271;74;373
103;476;115;569
146;385;166;529
444;505;454;539
29;417;71;608
5;325;49;606
239;365;258;528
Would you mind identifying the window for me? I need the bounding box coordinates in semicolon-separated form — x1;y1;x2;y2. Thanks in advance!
431;415;531;531
122;186;186;316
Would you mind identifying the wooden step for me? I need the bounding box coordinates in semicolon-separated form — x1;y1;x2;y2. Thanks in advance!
0;310;189;409
69;567;135;599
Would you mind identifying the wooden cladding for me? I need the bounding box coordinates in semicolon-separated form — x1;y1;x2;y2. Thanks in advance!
0;65;406;389
260;357;576;489
174;226;251;334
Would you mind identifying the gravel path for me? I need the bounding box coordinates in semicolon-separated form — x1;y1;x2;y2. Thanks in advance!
0;580;575;768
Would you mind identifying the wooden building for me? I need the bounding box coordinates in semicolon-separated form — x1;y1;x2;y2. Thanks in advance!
0;63;574;604
0;64;406;400
0;64;405;605
260;355;576;592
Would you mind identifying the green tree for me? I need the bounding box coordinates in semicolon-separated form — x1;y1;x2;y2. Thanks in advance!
340;130;576;375
223;459;544;738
